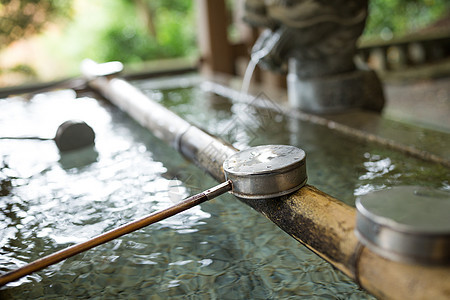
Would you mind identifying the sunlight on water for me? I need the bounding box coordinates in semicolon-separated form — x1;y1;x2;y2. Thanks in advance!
0;90;214;298
359;153;395;180
1;78;448;299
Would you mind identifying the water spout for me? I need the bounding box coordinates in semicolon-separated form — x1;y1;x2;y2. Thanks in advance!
243;0;385;113
241;29;284;96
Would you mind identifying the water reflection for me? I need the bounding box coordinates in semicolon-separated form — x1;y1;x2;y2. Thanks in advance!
0;90;212;296
359;153;395;180
58;146;98;170
1;80;448;299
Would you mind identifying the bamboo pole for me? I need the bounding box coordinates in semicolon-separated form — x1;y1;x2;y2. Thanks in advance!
88;76;450;300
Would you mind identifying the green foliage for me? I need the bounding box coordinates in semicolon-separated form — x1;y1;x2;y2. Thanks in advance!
364;0;450;38
41;0;196;73
9;63;37;76
146;0;191;12
97;0;195;63
0;0;73;49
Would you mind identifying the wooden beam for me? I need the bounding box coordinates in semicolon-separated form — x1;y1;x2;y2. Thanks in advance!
196;0;234;75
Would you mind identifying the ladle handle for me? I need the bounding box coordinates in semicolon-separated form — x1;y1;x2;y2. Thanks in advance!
0;136;51;140
0;180;232;286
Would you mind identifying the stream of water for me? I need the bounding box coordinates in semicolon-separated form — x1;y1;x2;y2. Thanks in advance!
241;28;283;97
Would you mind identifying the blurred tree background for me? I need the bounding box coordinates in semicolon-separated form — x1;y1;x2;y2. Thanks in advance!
0;0;72;48
364;0;450;40
0;0;74;81
0;0;449;85
0;0;196;84
68;0;196;64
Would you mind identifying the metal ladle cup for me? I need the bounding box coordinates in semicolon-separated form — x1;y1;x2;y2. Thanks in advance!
54;120;95;152
0;120;95;152
223;144;307;199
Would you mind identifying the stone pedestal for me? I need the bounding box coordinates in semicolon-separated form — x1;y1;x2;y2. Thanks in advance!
288;65;385;114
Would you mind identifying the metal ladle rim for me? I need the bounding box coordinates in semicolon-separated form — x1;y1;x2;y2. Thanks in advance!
223;145;307;199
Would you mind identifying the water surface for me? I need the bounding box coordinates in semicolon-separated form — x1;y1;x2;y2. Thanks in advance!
0;78;448;299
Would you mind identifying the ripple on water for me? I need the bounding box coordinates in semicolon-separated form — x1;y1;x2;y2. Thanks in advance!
4;83;446;299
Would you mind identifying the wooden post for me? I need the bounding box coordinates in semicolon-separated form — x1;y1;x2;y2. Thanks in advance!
196;0;234;75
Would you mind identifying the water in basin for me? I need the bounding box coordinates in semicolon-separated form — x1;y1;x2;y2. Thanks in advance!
0;77;448;299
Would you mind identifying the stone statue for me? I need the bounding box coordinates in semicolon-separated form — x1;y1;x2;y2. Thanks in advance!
243;0;385;113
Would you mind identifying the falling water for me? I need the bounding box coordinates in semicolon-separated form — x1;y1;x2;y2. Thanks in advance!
241;58;258;97
240;29;283;96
